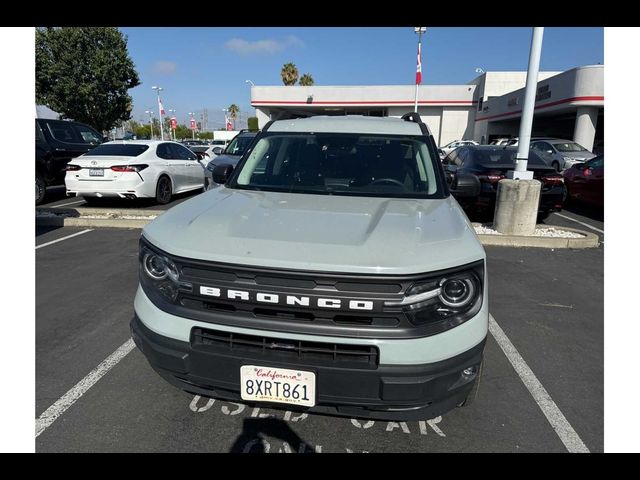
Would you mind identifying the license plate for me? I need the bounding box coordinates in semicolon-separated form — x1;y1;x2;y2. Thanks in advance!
89;168;104;177
240;365;316;407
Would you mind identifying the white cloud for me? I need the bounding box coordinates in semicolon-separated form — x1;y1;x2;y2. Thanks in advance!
225;36;304;55
152;61;177;75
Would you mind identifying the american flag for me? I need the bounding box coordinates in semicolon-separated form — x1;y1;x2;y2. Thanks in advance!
159;99;165;116
225;115;233;131
416;42;422;85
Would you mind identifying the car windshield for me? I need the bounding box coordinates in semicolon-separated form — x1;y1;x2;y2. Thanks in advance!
82;144;149;156
553;142;587;152
474;149;546;167
225;134;255;156
228;132;443;198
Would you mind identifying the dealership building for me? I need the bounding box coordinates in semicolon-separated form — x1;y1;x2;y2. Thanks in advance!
250;64;603;152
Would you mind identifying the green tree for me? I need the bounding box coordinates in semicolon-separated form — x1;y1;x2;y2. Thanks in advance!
280;62;299;86
36;27;140;132
228;104;240;128
299;73;314;86
247;117;259;132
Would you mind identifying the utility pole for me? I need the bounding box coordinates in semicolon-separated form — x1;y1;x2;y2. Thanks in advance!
152;86;165;140
145;110;154;139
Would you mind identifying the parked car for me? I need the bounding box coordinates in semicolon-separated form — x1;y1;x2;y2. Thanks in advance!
563;155;603;207
440;139;479;156
181;139;208;147
530;139;595;172
36;118;104;204
65;140;206;205
489;138;512;146
188;144;220;162
205;130;258;188
132;113;488;421
443;145;565;220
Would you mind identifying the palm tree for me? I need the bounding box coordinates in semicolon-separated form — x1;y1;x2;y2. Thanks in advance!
281;62;299;86
299;73;314;86
228;104;239;129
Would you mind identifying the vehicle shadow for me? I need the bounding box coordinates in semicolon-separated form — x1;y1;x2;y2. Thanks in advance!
229;417;315;453
562;201;603;223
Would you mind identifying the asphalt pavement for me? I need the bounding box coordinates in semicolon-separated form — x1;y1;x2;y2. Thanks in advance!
35;212;604;452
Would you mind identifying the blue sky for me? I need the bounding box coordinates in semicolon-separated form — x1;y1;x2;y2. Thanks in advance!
121;27;603;129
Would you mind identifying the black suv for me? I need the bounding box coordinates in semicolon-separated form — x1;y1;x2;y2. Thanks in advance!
36;118;104;204
204;130;258;187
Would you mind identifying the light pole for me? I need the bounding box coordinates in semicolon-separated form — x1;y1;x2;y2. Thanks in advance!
168;109;176;141
152;86;165;140
413;27;427;114
188;112;195;140
508;27;544;180
245;79;255;86
145;110;154;139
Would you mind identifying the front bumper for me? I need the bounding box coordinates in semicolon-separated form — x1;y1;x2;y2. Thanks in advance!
131;314;486;421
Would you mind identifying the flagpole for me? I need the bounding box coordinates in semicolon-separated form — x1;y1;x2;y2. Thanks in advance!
413;27;427;114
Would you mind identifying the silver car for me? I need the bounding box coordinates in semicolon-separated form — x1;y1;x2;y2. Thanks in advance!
530;139;595;172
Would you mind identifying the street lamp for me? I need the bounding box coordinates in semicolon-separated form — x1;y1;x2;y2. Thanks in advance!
188;112;195;140
245;79;255;86
413;27;427;114
475;67;485;74
151;86;165;140
144;110;155;139
168;109;176;141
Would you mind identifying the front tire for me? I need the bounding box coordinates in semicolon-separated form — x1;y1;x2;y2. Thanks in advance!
155;176;172;205
36;172;46;205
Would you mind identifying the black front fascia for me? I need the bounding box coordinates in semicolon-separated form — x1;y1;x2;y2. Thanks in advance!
140;237;484;339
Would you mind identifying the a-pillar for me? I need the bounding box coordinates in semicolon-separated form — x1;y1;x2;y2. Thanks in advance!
573;106;599;152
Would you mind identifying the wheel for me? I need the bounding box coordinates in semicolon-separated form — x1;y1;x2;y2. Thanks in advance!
552;161;561;172
155;176;172;204
459;361;484;408
36;172;46;205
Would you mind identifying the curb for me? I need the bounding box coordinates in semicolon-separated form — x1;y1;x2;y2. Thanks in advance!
36;207;164;217
473;224;600;249
36;216;153;229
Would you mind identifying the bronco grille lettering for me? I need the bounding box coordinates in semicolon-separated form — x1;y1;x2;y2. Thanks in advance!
197;285;375;311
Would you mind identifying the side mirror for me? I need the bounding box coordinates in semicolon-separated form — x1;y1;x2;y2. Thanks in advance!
103;136;110;142
450;173;481;198
212;163;234;184
195;152;206;160
212;147;223;155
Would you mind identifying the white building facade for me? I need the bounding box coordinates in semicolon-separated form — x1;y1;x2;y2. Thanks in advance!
250;65;603;152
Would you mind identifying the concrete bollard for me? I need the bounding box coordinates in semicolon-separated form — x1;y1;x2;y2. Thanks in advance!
493;179;542;236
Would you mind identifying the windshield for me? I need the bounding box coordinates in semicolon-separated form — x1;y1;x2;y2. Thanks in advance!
225;134;255;156
82;144;149;156
228;132;443;198
553;142;587;152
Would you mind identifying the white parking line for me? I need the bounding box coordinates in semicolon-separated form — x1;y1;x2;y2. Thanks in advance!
553;212;604;235
489;314;590;453
35;338;136;438
35;229;93;250
50;200;86;207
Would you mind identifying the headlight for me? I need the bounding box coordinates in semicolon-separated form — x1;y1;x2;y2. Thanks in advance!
139;243;191;302
385;263;483;333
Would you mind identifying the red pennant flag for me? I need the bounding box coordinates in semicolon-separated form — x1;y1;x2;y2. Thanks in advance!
159;99;166;116
416;43;422;85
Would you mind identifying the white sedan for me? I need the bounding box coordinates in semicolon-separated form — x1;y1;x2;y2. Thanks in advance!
65;140;207;204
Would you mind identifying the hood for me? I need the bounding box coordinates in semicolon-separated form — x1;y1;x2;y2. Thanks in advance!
561;151;596;160
143;188;485;275
208;153;242;168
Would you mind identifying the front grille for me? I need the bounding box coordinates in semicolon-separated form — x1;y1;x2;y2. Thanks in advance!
191;327;379;369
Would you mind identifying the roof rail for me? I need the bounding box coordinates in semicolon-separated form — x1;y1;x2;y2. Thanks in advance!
401;112;422;124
